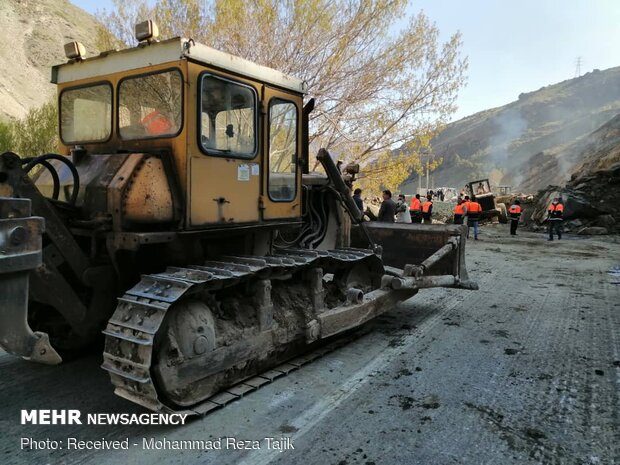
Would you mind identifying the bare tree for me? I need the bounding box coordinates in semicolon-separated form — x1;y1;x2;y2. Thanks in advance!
97;0;467;189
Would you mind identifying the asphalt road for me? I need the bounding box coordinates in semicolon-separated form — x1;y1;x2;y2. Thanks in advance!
1;225;619;465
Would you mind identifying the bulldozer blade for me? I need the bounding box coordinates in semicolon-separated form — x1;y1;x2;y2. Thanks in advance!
0;197;61;364
352;222;476;289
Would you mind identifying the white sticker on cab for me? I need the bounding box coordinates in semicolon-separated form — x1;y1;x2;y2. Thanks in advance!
238;164;250;181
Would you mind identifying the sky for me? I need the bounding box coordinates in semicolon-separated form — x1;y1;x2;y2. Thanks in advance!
71;0;620;121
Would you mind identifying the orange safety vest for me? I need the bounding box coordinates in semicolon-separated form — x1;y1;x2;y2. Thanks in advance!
410;197;421;211
548;202;564;220
509;205;522;214
422;200;432;213
467;202;482;213
142;110;174;135
454;204;465;215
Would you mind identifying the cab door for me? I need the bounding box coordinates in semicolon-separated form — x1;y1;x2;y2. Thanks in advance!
189;72;261;226
261;87;302;220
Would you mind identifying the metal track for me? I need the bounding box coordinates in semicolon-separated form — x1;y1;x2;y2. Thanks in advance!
101;248;379;415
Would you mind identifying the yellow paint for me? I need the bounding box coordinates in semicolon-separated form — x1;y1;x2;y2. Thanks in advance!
123;157;174;223
57;54;303;228
261;86;302;220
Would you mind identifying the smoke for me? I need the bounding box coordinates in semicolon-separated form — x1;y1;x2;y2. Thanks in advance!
487;108;528;187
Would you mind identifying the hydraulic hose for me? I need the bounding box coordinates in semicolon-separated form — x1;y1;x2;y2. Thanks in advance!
23;154;80;205
21;158;61;200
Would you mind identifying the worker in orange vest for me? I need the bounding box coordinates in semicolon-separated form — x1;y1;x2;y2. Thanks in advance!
409;194;422;223
421;195;433;224
453;199;466;225
466;197;482;240
142;110;174;135
547;197;564;240
508;200;522;236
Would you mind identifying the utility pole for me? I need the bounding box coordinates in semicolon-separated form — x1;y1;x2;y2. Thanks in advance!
418;170;422;196
418;149;437;195
418;148;429;196
574;56;583;77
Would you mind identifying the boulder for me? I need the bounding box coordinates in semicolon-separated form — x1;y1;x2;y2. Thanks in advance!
567;219;584;228
577;226;609;235
594;214;616;228
564;193;603;219
530;187;602;224
518;158;619;233
529;188;561;224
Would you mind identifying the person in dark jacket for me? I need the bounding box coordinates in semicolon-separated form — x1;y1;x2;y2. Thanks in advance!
352;188;364;214
378;190;397;223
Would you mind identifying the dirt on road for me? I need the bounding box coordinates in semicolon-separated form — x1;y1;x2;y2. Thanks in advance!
1;225;618;465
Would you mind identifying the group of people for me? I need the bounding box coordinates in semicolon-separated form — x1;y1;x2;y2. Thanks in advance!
452;196;483;240
353;189;433;225
405;193;434;224
426;189;445;202
375;190;433;224
377;190;483;239
505;197;564;240
352;188;565;241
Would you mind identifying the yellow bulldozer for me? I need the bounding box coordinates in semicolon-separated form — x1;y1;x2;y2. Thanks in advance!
0;21;476;414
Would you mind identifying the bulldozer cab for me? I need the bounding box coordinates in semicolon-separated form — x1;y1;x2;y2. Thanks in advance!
52;37;304;227
464;178;507;223
466;178;495;211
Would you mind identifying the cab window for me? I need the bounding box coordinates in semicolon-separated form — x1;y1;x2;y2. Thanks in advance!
60;83;112;144
268;99;298;201
118;69;183;140
199;75;257;158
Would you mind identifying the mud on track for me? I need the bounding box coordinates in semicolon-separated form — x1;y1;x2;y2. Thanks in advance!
1;225;618;465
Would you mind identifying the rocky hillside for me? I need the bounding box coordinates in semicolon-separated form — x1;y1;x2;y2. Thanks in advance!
0;0;101;121
401;66;620;192
568;113;620;179
524;114;620;234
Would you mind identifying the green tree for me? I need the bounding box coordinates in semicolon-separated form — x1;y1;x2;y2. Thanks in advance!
0;120;14;153
98;0;467;188
11;101;59;156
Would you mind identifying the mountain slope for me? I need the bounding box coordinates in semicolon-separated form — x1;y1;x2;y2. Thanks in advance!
401;66;620;192
567;113;620;178
0;0;101;121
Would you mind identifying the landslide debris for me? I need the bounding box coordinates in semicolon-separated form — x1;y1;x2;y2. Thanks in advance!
527;112;620;233
530;162;620;234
